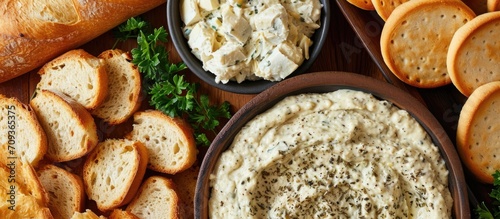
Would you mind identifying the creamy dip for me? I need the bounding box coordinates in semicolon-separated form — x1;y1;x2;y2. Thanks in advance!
209;90;453;218
180;0;321;83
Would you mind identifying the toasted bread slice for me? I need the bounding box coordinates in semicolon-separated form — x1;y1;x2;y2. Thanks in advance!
126;176;180;219
37;49;108;110
109;209;139;219
0;94;47;167
30;90;98;162
38;164;85;219
0;158;53;218
83;139;148;212
126;110;197;174
91;49;142;124
457;81;500;183
170;165;200;218
70;209;106;219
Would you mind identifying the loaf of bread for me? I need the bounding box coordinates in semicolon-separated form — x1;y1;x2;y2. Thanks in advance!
91;49;142;124
126;110;197;174
126;176;180;219
0;0;166;83
38;164;85;219
0;94;47;167
37;49;109;110
83;139;148;212
30;89;98;162
0;158;53;219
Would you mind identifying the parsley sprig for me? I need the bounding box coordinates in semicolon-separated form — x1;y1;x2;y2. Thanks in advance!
114;17;231;146
476;171;500;219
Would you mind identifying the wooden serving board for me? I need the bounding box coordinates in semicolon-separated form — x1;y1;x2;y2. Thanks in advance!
0;1;488;217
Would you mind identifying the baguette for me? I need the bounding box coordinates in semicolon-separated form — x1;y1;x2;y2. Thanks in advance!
126;110;197;174
83;139;148;212
0;0;166;83
0;94;47;167
30;89;98;162
91;49;142;124
126;176;180;219
38;164;85;219
37;49;108;110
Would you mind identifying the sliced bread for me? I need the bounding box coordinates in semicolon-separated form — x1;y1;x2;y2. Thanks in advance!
37;49;108;110
30;89;98;162
457;81;500;183
38;164;85;219
126;176;180;219
0;158;53;219
91;49;142;124
126;110;197;174
83;139;148;212
447;11;500;96
70;209;106;219
0;94;47;167
109;209;139;219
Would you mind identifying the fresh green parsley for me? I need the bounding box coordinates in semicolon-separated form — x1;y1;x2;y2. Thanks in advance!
115;17;231;146
476;171;500;219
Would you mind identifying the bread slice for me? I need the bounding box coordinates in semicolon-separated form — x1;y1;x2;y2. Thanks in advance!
457;81;500;183
0;158;53;218
38;164;85;219
126;110;197;174
109;209;139;219
70;209;106;219
447;11;500;96
170;165;200;218
0;94;47;167
126;176;180;219
380;0;476;88
91;49;142;124
83;139;148;212
30;89;98;162
37;49;108;110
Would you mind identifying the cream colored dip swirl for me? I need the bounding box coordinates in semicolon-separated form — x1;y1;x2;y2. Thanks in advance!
209;90;453;218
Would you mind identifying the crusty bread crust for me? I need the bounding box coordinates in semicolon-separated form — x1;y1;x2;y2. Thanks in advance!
91;49;142;124
83;139;148;212
38;164;85;219
380;0;476;88
0;94;47;167
457;81;500;183
30;89;98;162
0;0;166;83
126;110;197;174
126;176;180;219
109;209;140;219
447;11;500;96
37;49;109;110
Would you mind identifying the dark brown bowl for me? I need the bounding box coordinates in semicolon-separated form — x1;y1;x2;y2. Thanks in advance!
195;71;469;218
167;0;331;94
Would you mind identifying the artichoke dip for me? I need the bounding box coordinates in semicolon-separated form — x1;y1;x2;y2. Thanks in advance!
180;0;322;83
209;90;453;218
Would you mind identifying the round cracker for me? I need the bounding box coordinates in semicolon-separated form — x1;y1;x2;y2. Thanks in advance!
372;0;411;21
348;0;375;10
488;0;500;11
380;0;476;88
456;81;500;184
447;11;500;96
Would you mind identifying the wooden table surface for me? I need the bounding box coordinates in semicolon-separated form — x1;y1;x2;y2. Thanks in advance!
0;0;488;216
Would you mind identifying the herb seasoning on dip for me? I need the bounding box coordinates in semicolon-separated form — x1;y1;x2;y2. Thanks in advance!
209;90;452;218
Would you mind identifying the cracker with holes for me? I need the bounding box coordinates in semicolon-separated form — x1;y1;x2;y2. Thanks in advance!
373;0;411;21
448;11;500;96
456;81;500;184
348;0;375;10
380;0;476;88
